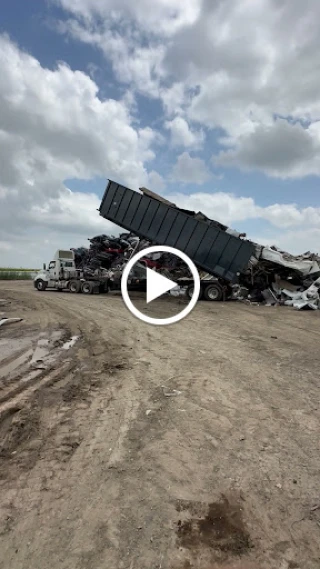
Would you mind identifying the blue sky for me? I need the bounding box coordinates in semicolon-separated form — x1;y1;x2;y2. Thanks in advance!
1;0;320;266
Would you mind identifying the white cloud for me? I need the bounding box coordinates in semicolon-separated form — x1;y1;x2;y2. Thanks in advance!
171;152;212;184
146;170;166;192
0;190;119;268
28;189;111;234
165;190;320;230
214;119;320;178
160;82;187;116
55;0;320;178
274;228;320;255
55;0;201;36
165;117;204;148
0;34;156;186
0;34;158;267
58;18;165;97
166;191;258;225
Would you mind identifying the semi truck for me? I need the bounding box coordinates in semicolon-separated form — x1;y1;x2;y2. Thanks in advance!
98;180;256;300
33;249;146;294
34;180;256;301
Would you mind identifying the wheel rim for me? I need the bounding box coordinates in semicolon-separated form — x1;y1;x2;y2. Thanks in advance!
70;283;77;292
82;284;90;293
207;287;219;300
38;281;43;290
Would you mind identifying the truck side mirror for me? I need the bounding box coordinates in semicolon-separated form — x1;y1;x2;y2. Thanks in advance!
43;263;46;270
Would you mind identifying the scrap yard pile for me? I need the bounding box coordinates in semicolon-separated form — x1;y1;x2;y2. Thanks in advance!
71;183;320;310
239;246;320;310
71;234;188;278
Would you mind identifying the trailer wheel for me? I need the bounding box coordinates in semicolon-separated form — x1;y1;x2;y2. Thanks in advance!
186;284;203;300
203;283;223;301
99;282;108;294
35;279;47;291
69;280;81;293
81;281;94;294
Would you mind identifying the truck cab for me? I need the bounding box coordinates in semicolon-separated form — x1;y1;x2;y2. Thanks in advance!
34;250;76;291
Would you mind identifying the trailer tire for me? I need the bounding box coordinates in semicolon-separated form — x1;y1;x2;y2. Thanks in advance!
81;281;94;294
186;284;203;300
99;282;108;294
35;279;47;291
69;280;81;293
203;283;223;301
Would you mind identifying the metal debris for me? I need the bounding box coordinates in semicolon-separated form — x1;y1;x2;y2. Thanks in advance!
163;389;182;397
242;247;320;310
62;336;80;350
0;318;23;327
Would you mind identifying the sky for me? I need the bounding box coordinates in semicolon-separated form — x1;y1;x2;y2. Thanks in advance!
1;0;320;268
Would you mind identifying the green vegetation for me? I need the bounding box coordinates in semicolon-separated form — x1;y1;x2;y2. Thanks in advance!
0;268;39;280
0;267;38;272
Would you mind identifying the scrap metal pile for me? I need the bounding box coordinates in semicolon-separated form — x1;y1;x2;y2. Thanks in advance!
71;234;189;279
71;185;320;310
239;244;320;310
71;234;138;271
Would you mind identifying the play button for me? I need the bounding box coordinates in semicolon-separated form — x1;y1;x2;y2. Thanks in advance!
121;245;200;326
146;268;177;304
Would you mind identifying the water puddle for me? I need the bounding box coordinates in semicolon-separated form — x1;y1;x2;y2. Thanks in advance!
0;330;80;386
31;338;51;365
0;348;34;380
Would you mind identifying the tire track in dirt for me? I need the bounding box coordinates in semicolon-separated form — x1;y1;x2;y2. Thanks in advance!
0;287;130;478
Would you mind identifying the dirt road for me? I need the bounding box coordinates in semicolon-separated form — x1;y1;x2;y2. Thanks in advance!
0;282;320;569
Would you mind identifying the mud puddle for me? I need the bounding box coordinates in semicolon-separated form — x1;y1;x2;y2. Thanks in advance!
176;496;250;553
0;329;80;409
174;495;252;568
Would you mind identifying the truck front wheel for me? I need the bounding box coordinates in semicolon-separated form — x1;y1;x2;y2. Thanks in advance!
35;279;47;291
69;280;81;293
203;283;223;301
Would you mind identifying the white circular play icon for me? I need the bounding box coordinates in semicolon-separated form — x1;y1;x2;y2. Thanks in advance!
121;245;200;326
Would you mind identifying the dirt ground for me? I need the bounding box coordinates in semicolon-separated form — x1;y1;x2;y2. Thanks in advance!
0;281;320;569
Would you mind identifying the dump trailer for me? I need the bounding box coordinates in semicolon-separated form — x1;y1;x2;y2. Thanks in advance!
99;180;256;299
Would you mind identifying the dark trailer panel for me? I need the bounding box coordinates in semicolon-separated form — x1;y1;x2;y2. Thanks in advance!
99;180;255;282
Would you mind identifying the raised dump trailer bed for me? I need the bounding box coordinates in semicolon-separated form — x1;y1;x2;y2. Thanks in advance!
99;180;255;284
